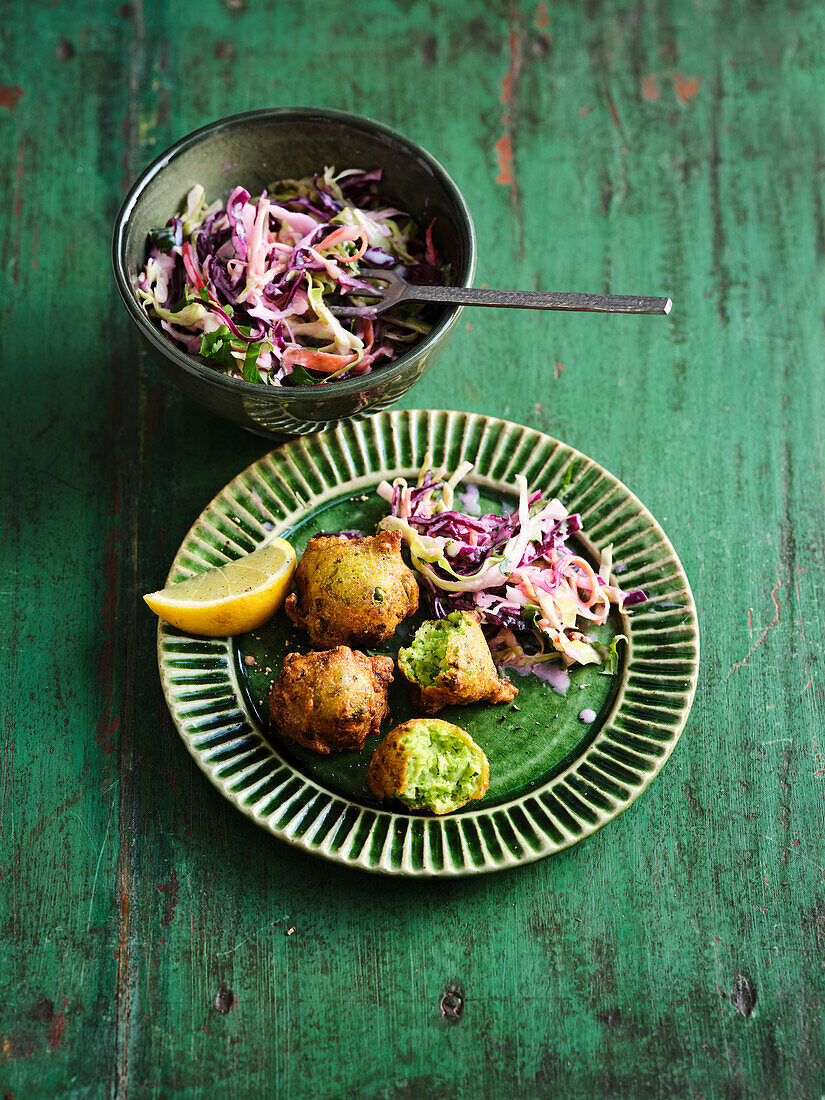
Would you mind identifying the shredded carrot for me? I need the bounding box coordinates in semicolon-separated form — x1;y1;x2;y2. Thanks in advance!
314;226;368;263
181;241;204;290
359;317;374;351
282;348;360;374
339;231;368;263
425;219;438;266
565;556;600;608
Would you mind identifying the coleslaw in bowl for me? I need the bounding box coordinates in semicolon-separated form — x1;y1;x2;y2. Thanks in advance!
113;108;476;437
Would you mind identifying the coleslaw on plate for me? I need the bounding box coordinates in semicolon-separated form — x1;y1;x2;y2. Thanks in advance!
377;457;646;692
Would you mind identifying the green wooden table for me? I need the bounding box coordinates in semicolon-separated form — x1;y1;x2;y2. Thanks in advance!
3;1;824;1096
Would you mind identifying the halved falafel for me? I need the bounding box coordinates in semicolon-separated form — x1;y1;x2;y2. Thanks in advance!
367;717;489;815
398;610;517;714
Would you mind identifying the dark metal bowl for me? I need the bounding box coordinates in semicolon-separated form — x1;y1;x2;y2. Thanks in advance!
113;107;476;437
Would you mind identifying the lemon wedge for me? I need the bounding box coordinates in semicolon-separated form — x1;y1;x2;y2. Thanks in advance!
144;538;297;636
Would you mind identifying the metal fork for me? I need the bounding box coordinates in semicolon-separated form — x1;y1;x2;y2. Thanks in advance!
328;268;672;317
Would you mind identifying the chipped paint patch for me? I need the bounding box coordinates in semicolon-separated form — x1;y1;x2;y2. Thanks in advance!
95;715;121;760
1;1033;34;1059
642;73;661;100
157;869;180;927
535;1;549;29
495;133;514;186
494;14;523;219
47;999;69;1049
728;574;781;676
0;85;24;112
672;72;700;104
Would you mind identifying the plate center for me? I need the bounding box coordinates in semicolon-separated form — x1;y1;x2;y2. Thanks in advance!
235;485;621;811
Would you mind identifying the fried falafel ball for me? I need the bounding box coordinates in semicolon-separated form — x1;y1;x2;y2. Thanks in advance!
397;610;517;714
269;647;394;754
367;718;489;815
284;531;418;647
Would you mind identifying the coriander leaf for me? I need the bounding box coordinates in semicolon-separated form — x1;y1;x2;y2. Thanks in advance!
242;341;264;383
168;282;205;314
287;364;320;387
199;325;237;373
200;325;231;355
147;224;180;253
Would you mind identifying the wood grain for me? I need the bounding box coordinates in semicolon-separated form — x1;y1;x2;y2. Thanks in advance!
1;0;824;1096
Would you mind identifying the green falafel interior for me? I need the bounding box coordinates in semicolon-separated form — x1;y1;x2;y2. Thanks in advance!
398;611;467;686
399;719;486;815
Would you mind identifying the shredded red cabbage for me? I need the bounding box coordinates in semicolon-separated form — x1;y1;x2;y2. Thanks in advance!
136;170;447;387
377;460;647;682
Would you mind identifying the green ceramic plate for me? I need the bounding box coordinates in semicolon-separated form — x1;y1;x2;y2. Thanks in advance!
158;409;699;876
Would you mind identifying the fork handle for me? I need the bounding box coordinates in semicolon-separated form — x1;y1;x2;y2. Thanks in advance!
404;285;672;315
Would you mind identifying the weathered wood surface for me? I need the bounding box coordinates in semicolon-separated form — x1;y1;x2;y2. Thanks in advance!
2;1;824;1096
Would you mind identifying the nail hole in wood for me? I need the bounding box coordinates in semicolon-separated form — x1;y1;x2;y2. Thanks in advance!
213;985;234;1014
440;984;464;1022
730;973;757;1018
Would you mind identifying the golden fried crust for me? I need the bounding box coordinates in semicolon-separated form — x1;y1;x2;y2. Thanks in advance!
285;531;418;647
403;611;518;715
366;727;410;803
366;719;490;813
269;647;394;754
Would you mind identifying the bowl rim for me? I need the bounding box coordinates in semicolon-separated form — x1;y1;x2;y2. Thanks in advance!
112;106;477;402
